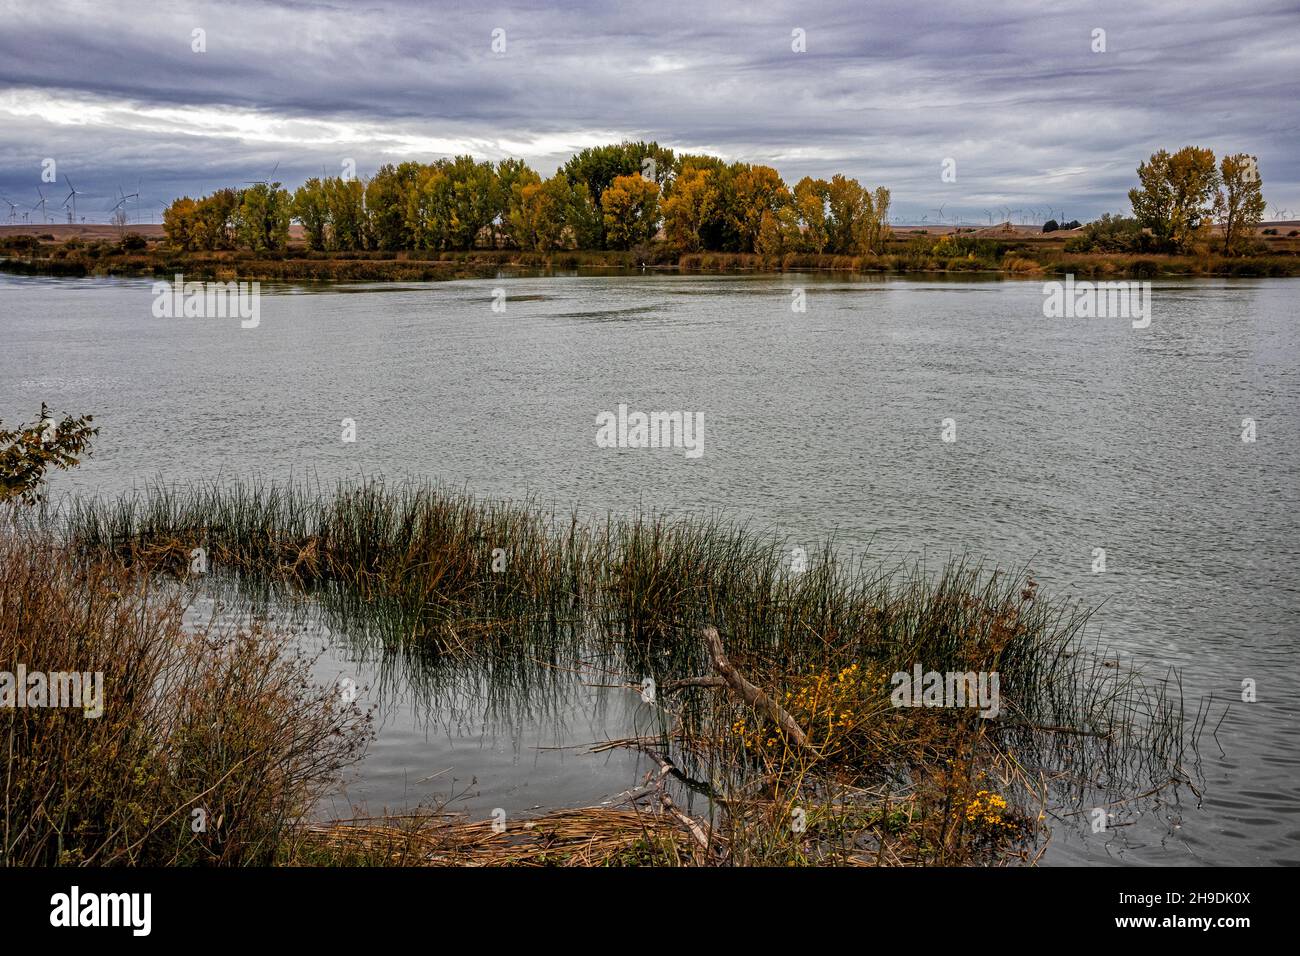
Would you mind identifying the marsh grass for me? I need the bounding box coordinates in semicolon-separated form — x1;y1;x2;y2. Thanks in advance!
56;477;1203;865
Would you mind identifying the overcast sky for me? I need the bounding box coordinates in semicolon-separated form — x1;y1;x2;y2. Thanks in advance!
1;0;1297;226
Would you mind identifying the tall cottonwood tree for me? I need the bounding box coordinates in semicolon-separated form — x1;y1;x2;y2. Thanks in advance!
405;156;499;251
600;174;661;249
236;182;292;252
366;163;421;250
562;142;674;247
325;177;367;251
292;178;330;251
1128;146;1220;252
729;164;789;252
511;174;582;251
162;196;201;250
793;177;831;254
661;164;716;252
1215;154;1266;256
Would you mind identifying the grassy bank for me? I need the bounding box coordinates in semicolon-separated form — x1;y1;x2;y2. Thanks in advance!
39;477;1203;865
3;230;1298;281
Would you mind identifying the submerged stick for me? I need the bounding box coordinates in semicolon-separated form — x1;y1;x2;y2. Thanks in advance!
641;747;714;855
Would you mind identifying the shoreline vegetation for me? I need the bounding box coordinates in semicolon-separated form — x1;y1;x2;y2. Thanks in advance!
1;476;1208;866
2;141;1296;281
2;236;1299;282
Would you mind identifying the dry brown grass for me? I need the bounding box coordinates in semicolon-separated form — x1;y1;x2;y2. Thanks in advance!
293;807;697;867
0;527;371;865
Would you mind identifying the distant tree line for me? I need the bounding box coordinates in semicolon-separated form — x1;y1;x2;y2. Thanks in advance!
160;142;1267;259
163;184;290;253
162;142;892;257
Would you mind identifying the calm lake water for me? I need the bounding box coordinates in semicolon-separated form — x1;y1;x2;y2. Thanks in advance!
2;270;1298;865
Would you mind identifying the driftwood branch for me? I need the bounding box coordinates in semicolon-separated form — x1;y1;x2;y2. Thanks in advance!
702;626;813;753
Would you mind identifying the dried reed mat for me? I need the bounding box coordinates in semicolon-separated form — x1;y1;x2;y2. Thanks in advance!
297;806;708;866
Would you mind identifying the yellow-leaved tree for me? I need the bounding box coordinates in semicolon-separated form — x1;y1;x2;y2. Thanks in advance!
1128;146;1220;252
1214;154;1266;256
600;174;660;249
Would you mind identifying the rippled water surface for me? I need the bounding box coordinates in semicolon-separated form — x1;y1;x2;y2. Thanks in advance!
2;271;1297;864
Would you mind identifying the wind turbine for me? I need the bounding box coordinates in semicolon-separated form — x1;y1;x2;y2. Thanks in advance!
61;175;82;224
32;186;49;224
245;161;281;186
113;184;140;222
0;195;17;224
109;193;132;231
984;209;993;225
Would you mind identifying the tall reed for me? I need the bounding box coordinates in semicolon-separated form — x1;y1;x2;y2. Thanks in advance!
56;477;1201;864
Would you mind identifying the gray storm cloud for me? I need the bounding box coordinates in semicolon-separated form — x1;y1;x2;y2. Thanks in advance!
0;0;1296;224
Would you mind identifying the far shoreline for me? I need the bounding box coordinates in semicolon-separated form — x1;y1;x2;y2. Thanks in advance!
3;220;1299;282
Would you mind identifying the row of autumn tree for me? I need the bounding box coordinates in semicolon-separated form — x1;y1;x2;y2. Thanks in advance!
162;142;892;256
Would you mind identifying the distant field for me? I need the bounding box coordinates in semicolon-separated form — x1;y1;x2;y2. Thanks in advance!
0;223;302;241
0;223;166;240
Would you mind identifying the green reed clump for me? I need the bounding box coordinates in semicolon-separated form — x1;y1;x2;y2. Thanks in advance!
58;479;1189;757
64;477;583;615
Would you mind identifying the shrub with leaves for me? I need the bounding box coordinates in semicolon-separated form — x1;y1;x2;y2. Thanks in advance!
0;404;97;505
0;534;372;865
